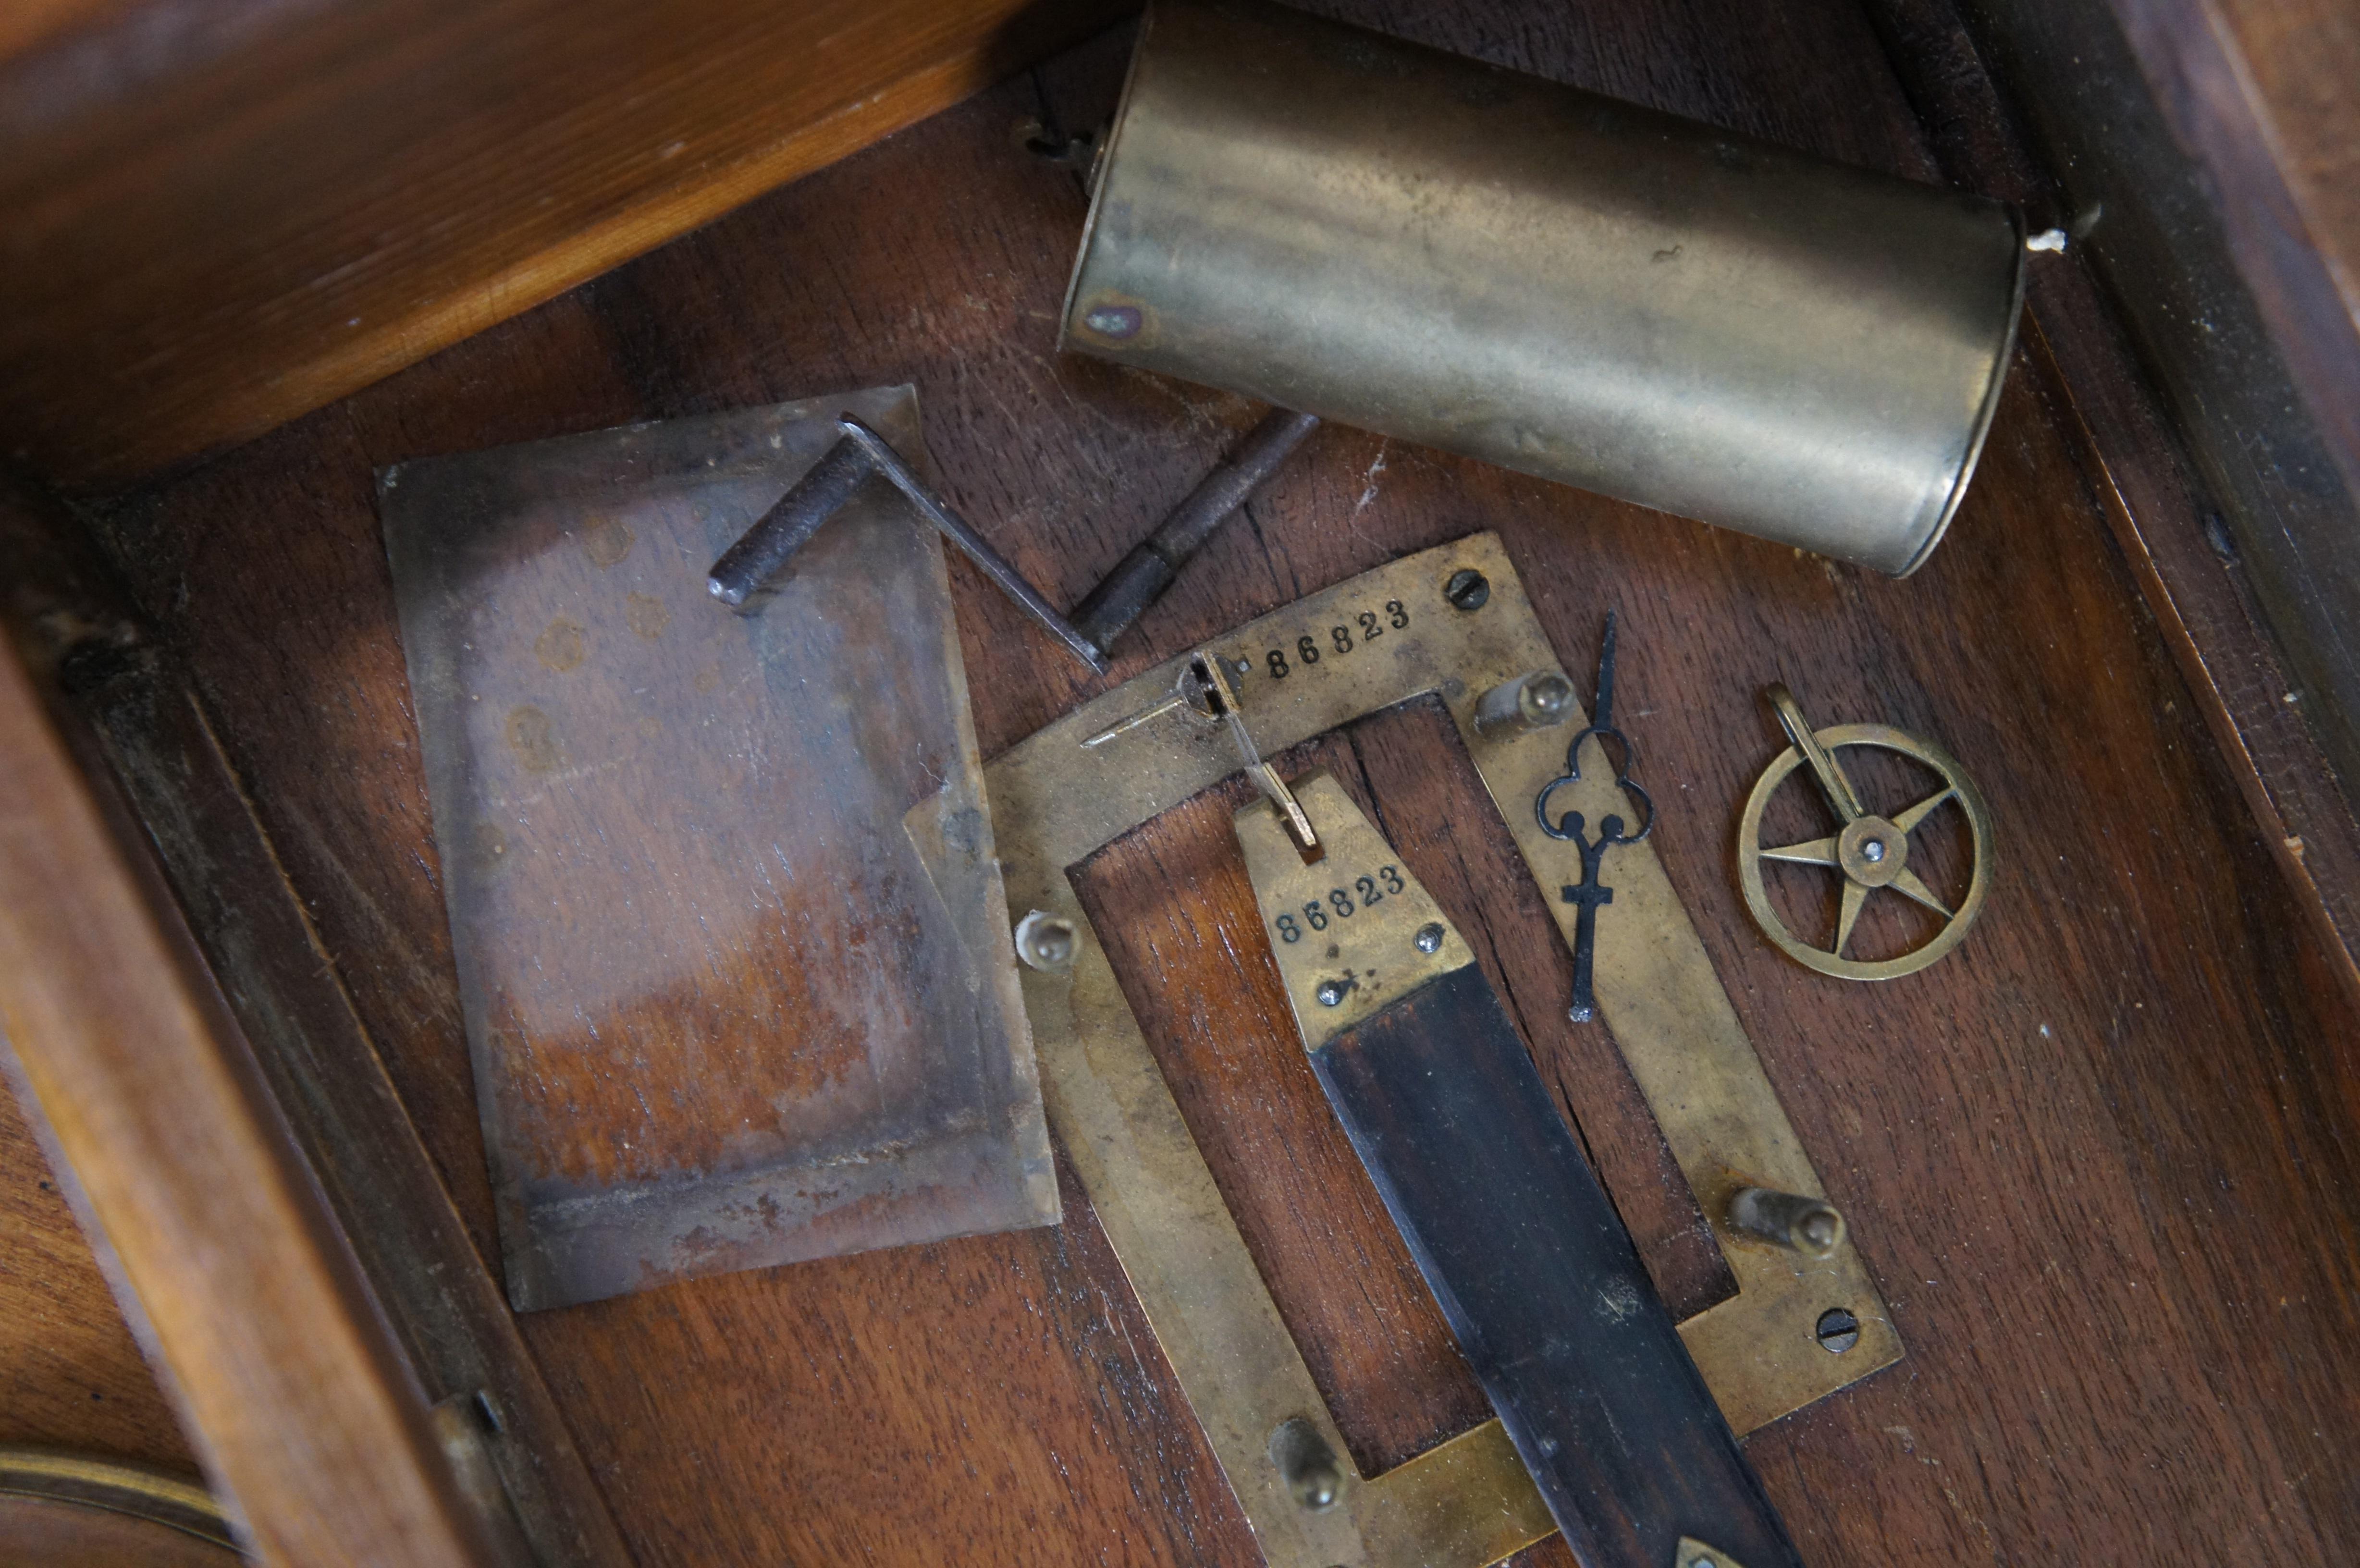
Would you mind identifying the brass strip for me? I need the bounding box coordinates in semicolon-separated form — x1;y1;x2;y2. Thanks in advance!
1233;773;1475;1050
0;1446;236;1549
1456;616;1905;1436
985;535;1897;1568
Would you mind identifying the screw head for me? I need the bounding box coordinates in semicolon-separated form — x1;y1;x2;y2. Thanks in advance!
1444;569;1491;612
1414;923;1446;954
1816;1306;1861;1354
1836;814;1907;887
1315;978;1349;1007
1082;302;1142;339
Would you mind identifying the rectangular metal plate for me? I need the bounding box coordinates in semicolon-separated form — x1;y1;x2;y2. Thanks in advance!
381;387;1057;1310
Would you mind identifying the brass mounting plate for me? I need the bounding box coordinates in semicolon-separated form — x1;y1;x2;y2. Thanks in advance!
985;535;1900;1568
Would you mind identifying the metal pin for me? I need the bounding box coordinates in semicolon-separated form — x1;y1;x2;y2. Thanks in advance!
1266;1417;1344;1511
1080;662;1217;747
1080;691;1192;746
1077;654;1317;852
1069;408;1322;657
1472;670;1575;740
1250;766;1318;857
1727;1187;1846;1259
1767;683;1866;822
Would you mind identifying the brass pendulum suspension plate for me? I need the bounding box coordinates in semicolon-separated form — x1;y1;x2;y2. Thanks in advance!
985;536;1900;1568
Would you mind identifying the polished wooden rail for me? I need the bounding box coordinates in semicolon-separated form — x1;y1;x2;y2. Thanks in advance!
0;0;1122;490
0;633;499;1566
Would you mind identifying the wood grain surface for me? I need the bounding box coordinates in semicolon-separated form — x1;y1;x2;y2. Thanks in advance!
0;1086;191;1472
2210;0;2360;313
0;638;504;1567
0;477;200;1492
2099;0;2360;485
0;469;631;1565
0;0;1122;490
56;2;2360;1563
1862;0;2360;1007
0;1495;237;1568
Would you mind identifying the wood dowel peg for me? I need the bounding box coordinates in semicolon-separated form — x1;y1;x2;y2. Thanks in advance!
1266;1417;1343;1512
1727;1187;1846;1259
1472;670;1576;740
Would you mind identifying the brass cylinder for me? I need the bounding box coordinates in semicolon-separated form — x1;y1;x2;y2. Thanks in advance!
1060;0;2027;575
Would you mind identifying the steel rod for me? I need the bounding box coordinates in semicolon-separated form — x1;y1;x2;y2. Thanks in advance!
1069;407;1319;656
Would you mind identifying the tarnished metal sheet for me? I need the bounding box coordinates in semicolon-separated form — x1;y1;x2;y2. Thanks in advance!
381;387;1057;1311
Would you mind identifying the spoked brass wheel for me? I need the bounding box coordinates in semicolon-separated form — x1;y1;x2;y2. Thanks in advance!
1736;685;1992;981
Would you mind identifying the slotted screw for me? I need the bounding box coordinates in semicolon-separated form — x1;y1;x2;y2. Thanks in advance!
1444;569;1490;611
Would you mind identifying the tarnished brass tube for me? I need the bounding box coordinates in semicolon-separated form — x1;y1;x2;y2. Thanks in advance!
1059;0;2027;575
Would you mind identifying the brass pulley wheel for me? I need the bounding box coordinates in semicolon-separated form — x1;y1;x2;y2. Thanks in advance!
1737;685;1992;981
